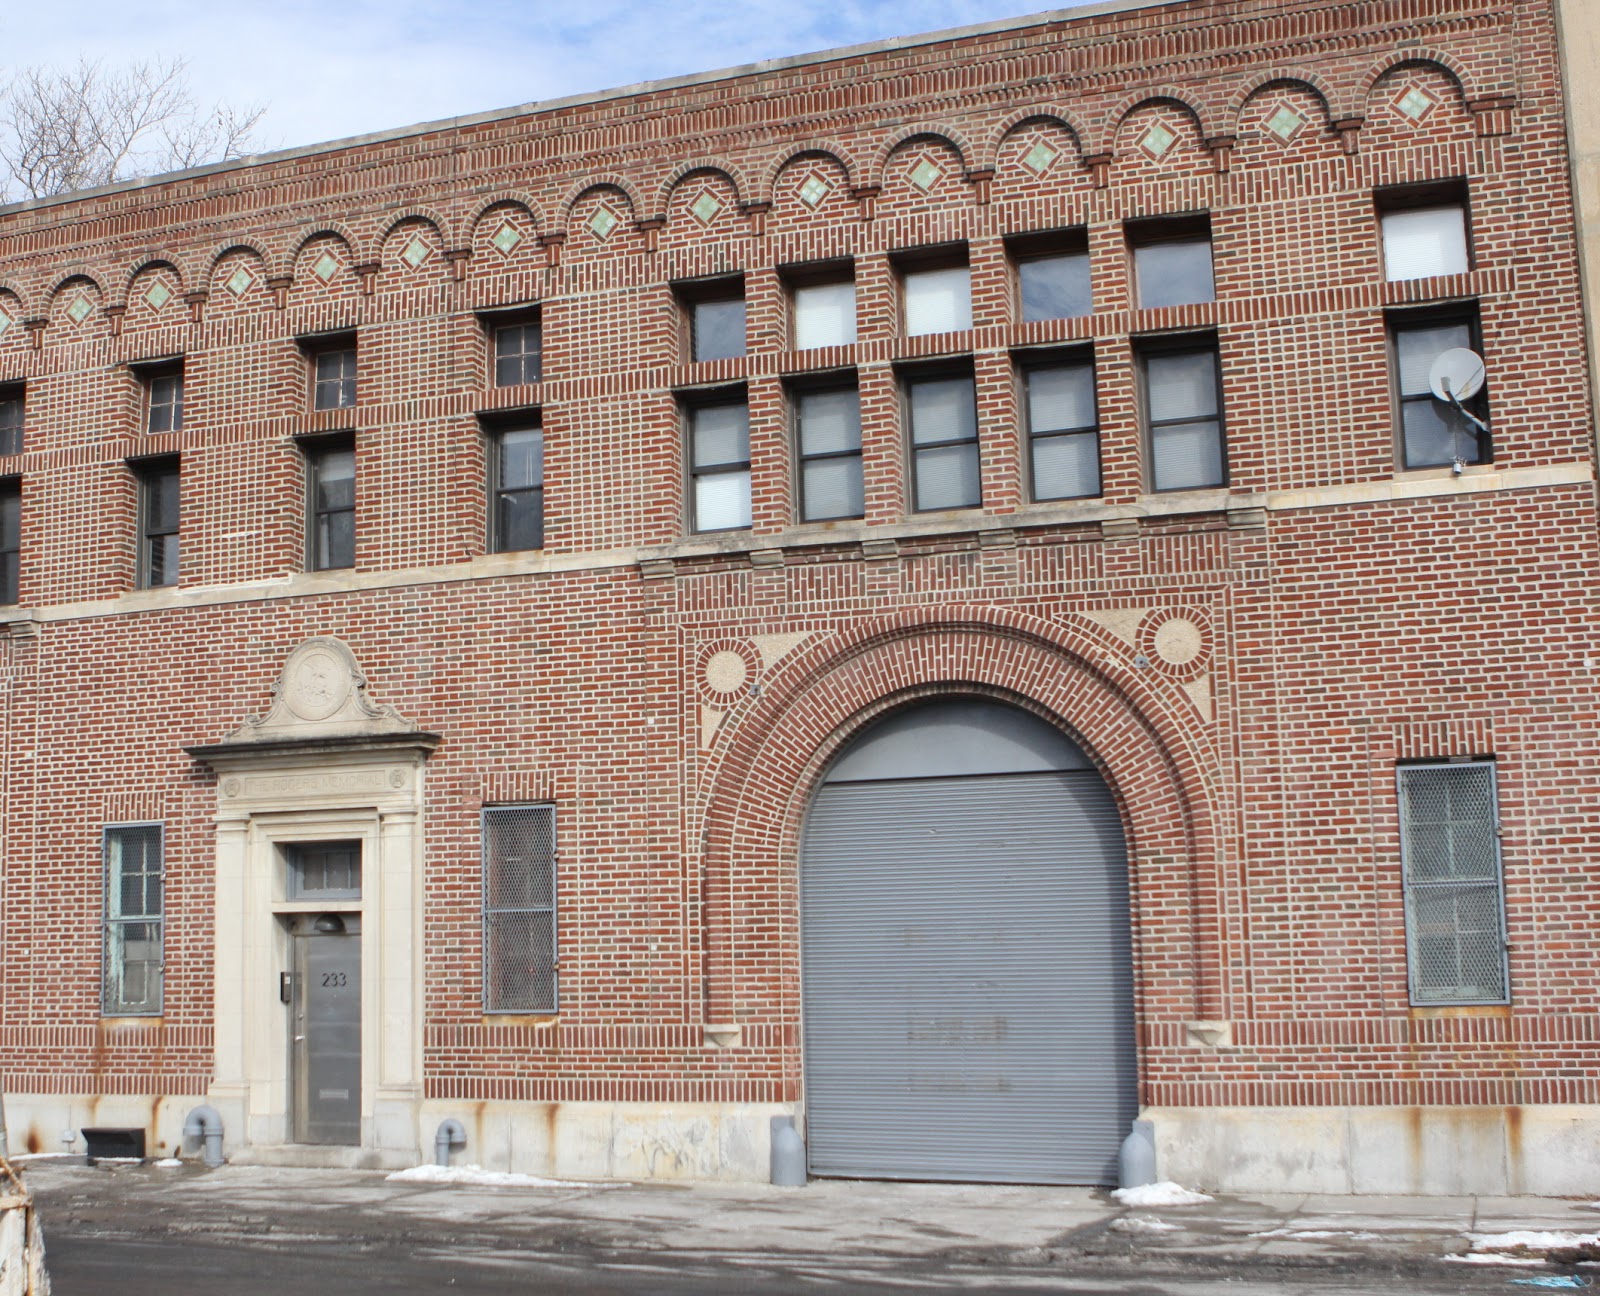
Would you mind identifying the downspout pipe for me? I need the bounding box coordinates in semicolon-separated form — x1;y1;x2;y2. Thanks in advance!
183;1105;225;1167
434;1118;466;1167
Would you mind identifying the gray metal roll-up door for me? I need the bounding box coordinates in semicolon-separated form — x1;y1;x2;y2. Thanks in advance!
800;703;1137;1185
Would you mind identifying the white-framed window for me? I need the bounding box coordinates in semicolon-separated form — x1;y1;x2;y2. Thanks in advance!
1023;357;1100;501
795;382;863;522
1397;761;1510;1006
104;824;164;1016
1381;204;1469;282
482;805;557;1014
1141;341;1225;492
687;395;751;532
902;262;972;336
794;279;857;350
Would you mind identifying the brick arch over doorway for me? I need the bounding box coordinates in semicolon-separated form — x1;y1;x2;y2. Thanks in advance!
695;605;1225;1078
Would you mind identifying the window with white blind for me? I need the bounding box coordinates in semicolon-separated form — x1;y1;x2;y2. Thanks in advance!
906;372;980;511
795;383;863;522
1141;343;1225;492
687;396;751;532
104;824;164;1016
794;279;857;350
1023;359;1100;501
1381;204;1469;282
1397;762;1509;1005
482;805;557;1014
903;263;972;336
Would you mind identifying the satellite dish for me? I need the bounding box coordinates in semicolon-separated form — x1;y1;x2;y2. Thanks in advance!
1429;348;1486;403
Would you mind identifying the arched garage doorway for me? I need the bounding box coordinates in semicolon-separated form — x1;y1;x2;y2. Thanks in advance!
800;698;1137;1184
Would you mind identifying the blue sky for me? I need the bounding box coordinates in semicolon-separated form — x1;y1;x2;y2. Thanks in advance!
2;0;1104;158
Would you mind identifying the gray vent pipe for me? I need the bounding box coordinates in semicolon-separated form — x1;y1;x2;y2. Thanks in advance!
434;1118;466;1167
183;1105;225;1167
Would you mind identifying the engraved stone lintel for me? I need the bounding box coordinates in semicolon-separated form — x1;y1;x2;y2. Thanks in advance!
211;636;420;746
978;528;1017;551
861;538;899;562
1185;1019;1232;1049
703;1024;742;1050
1101;518;1140;542
639;558;676;581
750;548;785;570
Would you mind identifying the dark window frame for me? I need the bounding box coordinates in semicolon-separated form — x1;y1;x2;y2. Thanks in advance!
790;372;864;523
130;359;185;435
484;412;545;552
103;822;165;1017
1006;227;1093;323
302;434;356;571
901;361;981;513
133;455;180;589
1137;335;1228;493
0;383;24;457
684;387;751;534
1388;304;1490;469
300;333;358;413
0;477;18;606
1396;759;1510;1007
1127;213;1215;311
480;307;543;388
674;276;747;364
482;804;558;1015
1375;179;1473;282
1018;348;1101;502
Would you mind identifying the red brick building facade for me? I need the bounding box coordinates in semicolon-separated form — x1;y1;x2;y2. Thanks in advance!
1;0;1595;1191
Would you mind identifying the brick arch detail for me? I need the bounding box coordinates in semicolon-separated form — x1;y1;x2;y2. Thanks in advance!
1101;87;1215;154
1353;51;1473;120
985;106;1090;170
760;142;860;204
123;256;188;296
1225;70;1337;133
696;608;1224;1036
652;160;751;220
867;125;976;188
464;194;544;238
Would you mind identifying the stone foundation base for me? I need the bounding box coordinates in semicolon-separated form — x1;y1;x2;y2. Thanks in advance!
1146;1104;1600;1196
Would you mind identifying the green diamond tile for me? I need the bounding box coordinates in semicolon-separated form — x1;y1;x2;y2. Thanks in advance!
66;294;93;324
798;174;830;208
143;280;172;310
689;190;724;225
1397;86;1437;121
587;206;619;240
1021;139;1059;176
401;235;430;268
225;266;254;298
491;221;523;255
312;251;340;282
908;157;944;193
1265;104;1305;143
1140;121;1178;160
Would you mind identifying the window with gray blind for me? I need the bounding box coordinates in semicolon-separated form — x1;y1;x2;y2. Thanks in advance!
483;805;557;1013
903;263;972;336
0;385;21;456
1397;762;1509;1005
1381;205;1468;282
907;372;980;511
0;480;17;605
1391;311;1488;468
796;384;863;521
793;279;857;350
104;824;164;1016
1141;343;1225;491
688;397;750;532
1024;360;1100;501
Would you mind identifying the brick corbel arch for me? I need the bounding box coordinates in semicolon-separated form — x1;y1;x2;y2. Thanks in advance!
696;606;1224;1038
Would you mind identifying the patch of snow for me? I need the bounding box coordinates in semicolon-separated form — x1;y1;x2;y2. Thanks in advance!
1469;1231;1600;1252
1111;1181;1213;1207
1251;1228;1380;1241
1444;1253;1547;1267
153;1158;184;1168
92;1157;142;1165
7;1152;78;1162
386;1163;597;1188
1110;1215;1184;1234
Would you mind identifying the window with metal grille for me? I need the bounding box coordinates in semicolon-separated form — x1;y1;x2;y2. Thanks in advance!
494;320;542;387
104;824;164;1015
0;480;17;605
137;458;180;588
482;805;557;1013
312;346;357;411
906;370;980;511
1397;761;1510;1005
687;395;750;532
0;385;22;456
1023;357;1100;501
795;383;863;522
490;422;544;551
143;366;184;434
286;841;361;900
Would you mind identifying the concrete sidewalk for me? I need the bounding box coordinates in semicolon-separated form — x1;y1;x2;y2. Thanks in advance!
14;1156;1600;1291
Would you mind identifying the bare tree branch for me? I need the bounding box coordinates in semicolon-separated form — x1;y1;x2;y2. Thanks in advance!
0;57;268;200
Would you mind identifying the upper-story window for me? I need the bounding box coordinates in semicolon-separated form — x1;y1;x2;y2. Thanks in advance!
791;269;857;350
309;340;357;412
1379;185;1470;281
1129;216;1214;310
136;458;180;589
686;393;750;532
1391;308;1489;468
489;419;544;552
0;479;18;605
794;380;863;522
905;367;980;511
1140;340;1226;492
140;363;184;435
0;384;23;456
1022;354;1100;501
492;314;542;387
1009;230;1092;322
305;438;356;570
900;250;972;336
679;279;746;363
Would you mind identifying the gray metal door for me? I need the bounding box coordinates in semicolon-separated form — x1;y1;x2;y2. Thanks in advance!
800;701;1137;1185
292;928;361;1145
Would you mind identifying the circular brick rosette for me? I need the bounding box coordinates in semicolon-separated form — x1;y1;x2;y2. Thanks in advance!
1137;607;1213;680
695;639;761;704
